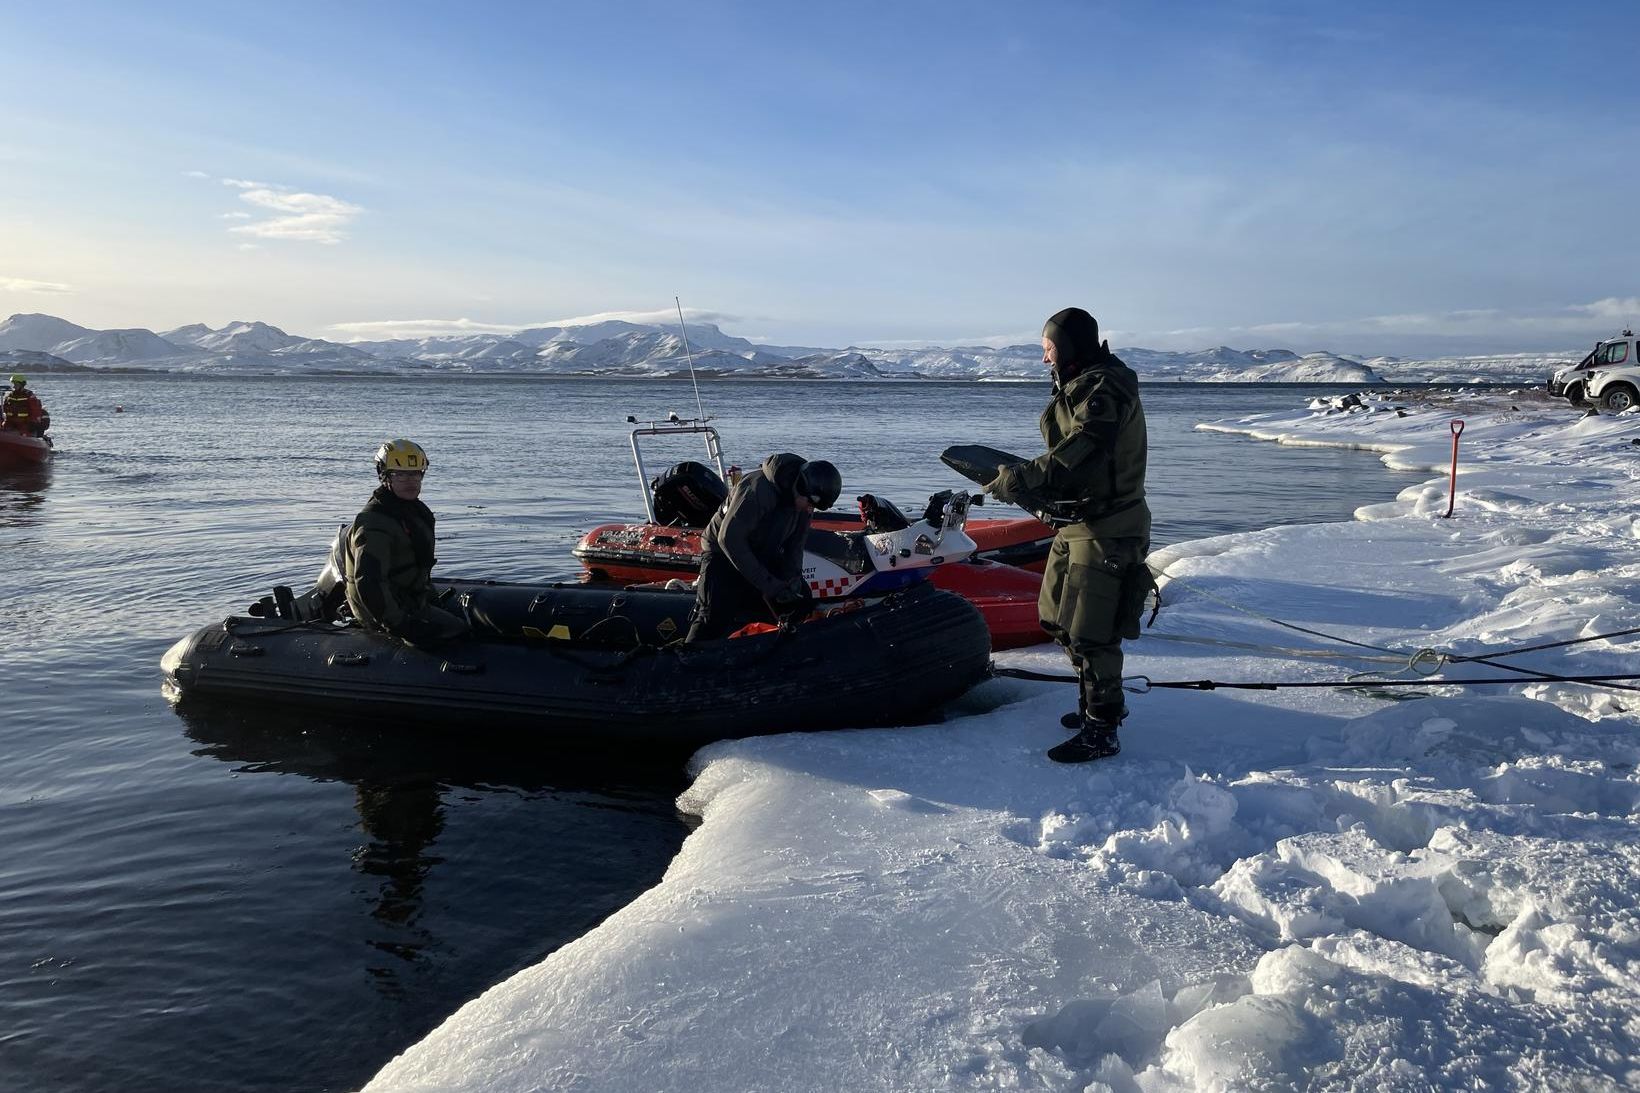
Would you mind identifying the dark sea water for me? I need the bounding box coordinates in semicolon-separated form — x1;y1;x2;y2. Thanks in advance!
0;375;1419;1092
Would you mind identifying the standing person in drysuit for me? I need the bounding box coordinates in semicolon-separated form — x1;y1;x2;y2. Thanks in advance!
987;307;1151;763
344;439;470;648
3;374;50;437
685;453;843;642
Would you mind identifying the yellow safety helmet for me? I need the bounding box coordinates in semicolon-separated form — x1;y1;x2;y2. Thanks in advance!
374;438;429;477
9;374;24;386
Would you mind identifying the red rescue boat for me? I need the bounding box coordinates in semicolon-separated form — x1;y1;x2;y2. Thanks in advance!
573;415;1050;649
574;517;1047;650
0;429;52;469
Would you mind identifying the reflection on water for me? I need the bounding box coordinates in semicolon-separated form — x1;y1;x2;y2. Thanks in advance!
0;374;1423;1092
0;460;51;525
177;704;693;1019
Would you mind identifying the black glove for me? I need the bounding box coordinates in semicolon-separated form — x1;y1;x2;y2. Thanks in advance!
769;576;812;612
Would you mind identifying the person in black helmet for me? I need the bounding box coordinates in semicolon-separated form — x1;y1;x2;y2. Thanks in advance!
685;453;841;642
987;308;1151;763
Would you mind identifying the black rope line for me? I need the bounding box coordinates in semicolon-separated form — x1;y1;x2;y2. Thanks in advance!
992;664;1640;695
1447;624;1640;664
1161;577;1640;672
1130;672;1640;693
225;618;345;637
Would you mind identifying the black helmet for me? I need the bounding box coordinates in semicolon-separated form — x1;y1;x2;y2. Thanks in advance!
796;459;842;509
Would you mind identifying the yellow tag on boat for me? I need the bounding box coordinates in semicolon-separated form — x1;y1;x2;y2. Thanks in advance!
522;624;573;641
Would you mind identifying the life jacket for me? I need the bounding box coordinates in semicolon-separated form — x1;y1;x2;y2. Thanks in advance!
3;387;43;430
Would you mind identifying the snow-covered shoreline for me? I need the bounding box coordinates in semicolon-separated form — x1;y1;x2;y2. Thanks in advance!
366;392;1640;1092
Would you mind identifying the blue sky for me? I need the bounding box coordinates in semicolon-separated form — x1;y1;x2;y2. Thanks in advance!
2;0;1636;354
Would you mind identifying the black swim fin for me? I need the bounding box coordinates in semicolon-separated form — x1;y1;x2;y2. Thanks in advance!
940;443;1028;488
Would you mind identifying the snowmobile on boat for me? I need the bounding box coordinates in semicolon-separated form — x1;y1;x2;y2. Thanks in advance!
571;415;1051;649
161;531;993;746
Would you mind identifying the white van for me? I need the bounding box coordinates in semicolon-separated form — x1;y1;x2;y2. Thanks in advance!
1578;330;1640;411
1554;329;1633;410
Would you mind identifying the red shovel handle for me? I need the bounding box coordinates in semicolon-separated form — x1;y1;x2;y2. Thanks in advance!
1444;419;1465;518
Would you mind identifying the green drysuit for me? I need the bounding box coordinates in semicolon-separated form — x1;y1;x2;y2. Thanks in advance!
344;486;469;647
992;352;1151;716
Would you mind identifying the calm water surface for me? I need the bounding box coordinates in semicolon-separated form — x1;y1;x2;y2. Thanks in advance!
0;374;1419;1091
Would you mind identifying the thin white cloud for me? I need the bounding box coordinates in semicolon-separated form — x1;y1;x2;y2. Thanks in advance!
189;173;363;244
1125;298;1639;354
228;186;362;245
855;330;1038;350
1165;299;1633;341
328;308;745;342
529;307;742;329
328;318;526;340
0;277;75;294
1571;297;1640;321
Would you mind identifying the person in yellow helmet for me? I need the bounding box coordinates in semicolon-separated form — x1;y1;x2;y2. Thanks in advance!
343;439;469;648
2;374;50;437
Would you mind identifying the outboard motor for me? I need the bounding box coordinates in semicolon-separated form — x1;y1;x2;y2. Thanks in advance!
248;524;349;621
650;461;728;528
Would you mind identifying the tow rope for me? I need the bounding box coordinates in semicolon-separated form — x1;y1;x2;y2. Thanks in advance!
991;665;1640;695
1138;571;1640;694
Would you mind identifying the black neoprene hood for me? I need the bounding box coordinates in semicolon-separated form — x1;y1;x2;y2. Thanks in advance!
1042;307;1101;368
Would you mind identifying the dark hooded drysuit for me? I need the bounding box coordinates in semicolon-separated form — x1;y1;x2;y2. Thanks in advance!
686;453;812;641
344;486;470;647
989;308;1151;723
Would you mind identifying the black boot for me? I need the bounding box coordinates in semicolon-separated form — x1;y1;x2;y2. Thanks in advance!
1091;701;1128;726
1066;698;1126;732
1047;719;1120;764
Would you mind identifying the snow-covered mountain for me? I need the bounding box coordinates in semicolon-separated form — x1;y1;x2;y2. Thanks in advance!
347;320;780;365
52;328;187;364
156;321;377;371
0;312;1578;382
163;320;303;354
346;335;542;364
512;320;768;356
844;344;1386;383
0;348;86;372
0;314;98;354
1358;351;1571;385
0;315;385;372
1176;351;1384;384
533;331;787;375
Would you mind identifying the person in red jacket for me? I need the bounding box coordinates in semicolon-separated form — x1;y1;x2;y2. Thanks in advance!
2;374;50;437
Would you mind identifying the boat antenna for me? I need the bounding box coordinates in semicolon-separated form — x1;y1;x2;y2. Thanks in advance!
675;296;708;422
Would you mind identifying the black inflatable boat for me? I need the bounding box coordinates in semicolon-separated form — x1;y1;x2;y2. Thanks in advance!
162;579;992;746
